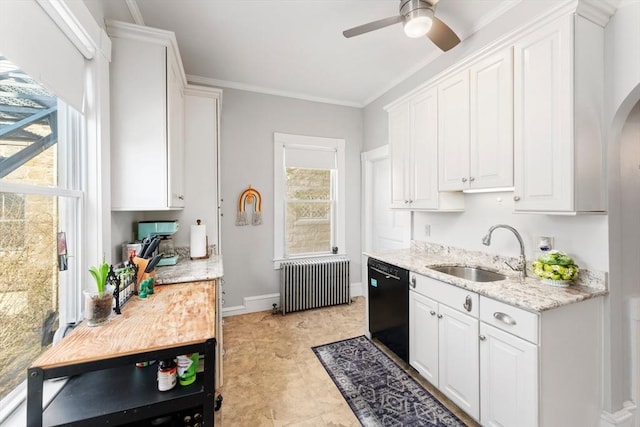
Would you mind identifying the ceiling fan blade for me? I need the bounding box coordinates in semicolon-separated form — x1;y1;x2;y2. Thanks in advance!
343;15;403;38
427;16;461;51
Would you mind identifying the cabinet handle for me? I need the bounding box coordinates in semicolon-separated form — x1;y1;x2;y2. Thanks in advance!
437;314;443;319
404;200;410;204
469;176;475;182
178;195;185;200
463;295;473;312
430;310;436;316
410;276;416;288
493;312;517;326
461;177;467;183
513;196;521;201
479;335;486;341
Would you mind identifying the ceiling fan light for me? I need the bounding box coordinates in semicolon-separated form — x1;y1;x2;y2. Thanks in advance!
403;9;433;38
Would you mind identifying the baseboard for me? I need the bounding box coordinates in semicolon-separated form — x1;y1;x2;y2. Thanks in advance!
600;402;637;427
222;293;280;317
222;284;363;317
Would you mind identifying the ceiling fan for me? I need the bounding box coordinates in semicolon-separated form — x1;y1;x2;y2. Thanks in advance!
343;0;461;52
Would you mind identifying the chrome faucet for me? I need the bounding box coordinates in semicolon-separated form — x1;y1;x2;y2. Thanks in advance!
482;224;527;278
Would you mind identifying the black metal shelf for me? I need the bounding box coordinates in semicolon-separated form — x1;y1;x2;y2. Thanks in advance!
42;365;205;427
28;338;216;427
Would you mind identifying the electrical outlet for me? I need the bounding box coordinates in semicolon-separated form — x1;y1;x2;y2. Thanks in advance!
536;236;554;251
424;224;431;237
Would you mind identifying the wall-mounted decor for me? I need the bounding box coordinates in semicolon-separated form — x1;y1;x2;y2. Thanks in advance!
236;186;262;226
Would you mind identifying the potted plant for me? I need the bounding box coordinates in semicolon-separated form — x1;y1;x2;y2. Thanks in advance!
85;257;114;326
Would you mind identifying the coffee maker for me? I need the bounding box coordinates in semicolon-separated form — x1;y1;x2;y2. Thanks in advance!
137;220;180;266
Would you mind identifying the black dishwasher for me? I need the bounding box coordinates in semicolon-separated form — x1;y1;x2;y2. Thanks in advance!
368;258;409;363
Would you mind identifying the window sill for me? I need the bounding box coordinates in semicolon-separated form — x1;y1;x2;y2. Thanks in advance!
0;378;68;426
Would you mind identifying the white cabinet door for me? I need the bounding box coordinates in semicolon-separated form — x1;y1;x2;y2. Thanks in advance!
438;304;480;421
480;322;538;427
438;71;470;192
110;38;168;210
167;56;185;208
470;48;514;189
389;102;410;208
513;16;573;211
409;290;439;385
184;85;222;250
410;87;440;209
107;21;186;211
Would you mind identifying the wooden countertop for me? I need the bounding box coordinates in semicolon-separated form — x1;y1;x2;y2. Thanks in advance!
31;281;216;369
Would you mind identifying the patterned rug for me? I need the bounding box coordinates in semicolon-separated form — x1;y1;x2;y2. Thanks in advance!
312;336;466;427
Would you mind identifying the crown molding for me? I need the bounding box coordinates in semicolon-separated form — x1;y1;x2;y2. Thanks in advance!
186;74;363;108
576;0;618;27
125;0;145;26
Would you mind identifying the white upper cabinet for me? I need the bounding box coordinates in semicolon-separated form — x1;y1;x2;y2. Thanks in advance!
389;100;411;208
108;20;186;211
439;49;514;192
513;14;604;213
388;87;464;211
469;49;514;190
438;71;470;191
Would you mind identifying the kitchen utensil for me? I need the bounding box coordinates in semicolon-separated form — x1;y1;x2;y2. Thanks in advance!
142;236;161;259
145;253;164;273
138;237;151;258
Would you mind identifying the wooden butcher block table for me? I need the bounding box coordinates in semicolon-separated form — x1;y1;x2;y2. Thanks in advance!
27;281;217;427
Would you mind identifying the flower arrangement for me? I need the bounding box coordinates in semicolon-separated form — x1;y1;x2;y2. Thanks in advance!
532;250;579;282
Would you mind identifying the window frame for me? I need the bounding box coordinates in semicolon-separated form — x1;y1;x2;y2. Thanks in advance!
273;132;346;269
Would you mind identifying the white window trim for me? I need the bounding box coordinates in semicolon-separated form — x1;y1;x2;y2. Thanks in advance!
0;1;110;423
273;132;346;269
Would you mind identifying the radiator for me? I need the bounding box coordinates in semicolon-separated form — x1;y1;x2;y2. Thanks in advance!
280;256;350;315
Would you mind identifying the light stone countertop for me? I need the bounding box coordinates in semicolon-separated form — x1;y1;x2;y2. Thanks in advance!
365;242;607;313
155;254;224;285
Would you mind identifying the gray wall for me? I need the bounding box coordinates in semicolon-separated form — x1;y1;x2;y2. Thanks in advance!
219;88;362;308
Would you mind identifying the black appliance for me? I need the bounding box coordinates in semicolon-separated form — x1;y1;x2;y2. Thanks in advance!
368;257;409;363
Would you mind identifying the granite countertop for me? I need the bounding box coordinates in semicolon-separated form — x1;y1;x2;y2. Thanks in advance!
365;243;607;313
155;254;224;285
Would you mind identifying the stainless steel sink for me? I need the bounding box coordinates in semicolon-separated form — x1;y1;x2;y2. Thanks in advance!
428;265;507;282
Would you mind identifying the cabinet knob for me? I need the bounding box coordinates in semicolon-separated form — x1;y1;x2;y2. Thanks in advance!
513;196;521;201
430;310;436;316
437;314;443;319
479;335;486;341
178;195;185;200
461;177;467;183
404;200;410;204
469;176;475;182
410;276;416;288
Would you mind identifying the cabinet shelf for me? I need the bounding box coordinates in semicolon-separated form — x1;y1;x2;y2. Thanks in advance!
42;365;207;427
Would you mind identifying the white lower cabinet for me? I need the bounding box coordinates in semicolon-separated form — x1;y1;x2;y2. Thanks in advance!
409;274;602;426
438;304;479;419
480;322;538;427
409;274;480;420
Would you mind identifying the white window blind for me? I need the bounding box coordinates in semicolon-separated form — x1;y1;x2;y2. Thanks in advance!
0;1;86;111
284;146;337;170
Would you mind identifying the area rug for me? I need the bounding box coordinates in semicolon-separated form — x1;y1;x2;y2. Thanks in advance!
312;335;466;427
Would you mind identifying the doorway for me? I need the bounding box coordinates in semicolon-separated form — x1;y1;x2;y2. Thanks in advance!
361;145;411;331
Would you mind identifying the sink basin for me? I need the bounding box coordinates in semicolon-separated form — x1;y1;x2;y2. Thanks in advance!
428;265;507;282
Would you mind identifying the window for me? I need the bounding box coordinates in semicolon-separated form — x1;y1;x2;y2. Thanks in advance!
0;56;83;404
274;133;345;266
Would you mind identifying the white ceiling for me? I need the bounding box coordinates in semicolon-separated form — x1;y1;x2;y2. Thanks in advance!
100;0;523;107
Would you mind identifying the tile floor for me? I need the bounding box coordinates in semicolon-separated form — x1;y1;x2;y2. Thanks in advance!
215;297;479;426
